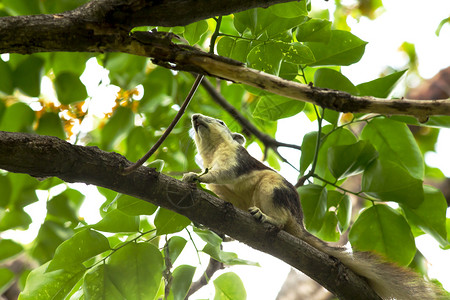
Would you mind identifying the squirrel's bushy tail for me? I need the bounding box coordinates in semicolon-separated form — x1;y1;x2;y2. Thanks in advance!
293;225;443;300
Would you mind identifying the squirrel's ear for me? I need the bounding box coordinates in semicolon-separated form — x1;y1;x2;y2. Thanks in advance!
232;133;246;145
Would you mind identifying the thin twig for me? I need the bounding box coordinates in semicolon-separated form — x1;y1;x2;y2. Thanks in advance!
122;74;203;174
185;257;224;299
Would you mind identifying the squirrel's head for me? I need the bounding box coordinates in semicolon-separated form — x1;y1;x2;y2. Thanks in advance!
190;114;245;152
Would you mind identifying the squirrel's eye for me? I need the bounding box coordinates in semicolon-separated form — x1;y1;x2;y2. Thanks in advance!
218;121;225;126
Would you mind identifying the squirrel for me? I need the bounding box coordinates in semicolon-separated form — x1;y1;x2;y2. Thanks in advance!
182;113;441;300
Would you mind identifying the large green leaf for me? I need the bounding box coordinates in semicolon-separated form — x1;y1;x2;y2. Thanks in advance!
362;159;424;208
47;188;84;225
327;140;378;180
91;209;139;233
0;268;14;295
2;0;40;15
47;229;110;271
0;208;32;231
36;112;66;139
281;42;315;65
167;265;196;300
213;272;247;300
297;184;327;233
31;221;74;264
349;205;416;266
13;55;44;97
0;102;35;133
247;42;283;75
315;126;357;182
217;37;251;63
296;18;332;43
154;208;191;235
0;60;14;94
165;236;187;265
401;185;449;248
101;106;134;150
0;175;12;208
202;243;259;267
183;20;208;45
116;194;157;216
54;72;88;105
107;243;163;300
306;30;367;66
0;239;23;262
327;190;351;232
19;262;85;300
314;68;359;95
361;117;424;179
269;2;308;18
83;264;124;300
252;94;305;121
315;211;339;242
234;8;306;38
357;70;407;98
299;131;317;176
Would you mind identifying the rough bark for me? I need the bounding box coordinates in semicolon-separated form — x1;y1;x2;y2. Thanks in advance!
0;0;449;117
0;130;381;300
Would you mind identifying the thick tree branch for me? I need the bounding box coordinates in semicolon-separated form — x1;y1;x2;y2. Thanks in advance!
0;131;381;300
1;0;449;117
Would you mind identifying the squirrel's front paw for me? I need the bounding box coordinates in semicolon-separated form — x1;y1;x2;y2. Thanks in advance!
182;172;199;183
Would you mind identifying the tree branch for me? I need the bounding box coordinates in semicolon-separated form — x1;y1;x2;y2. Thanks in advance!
0;131;381;300
1;0;449;117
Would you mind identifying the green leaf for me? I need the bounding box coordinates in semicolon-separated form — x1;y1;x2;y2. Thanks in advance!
154;208;191;235
362;159;424;208
13;55;44;97
299;131;317;176
296;18;332;43
83;264;124;300
297;184;327;233
0;239;23;262
101;106;134;150
306;30;367;66
36;112;66;139
30;221;74;264
103;53;147;89
183;20;208;45
202;243;259;267
0;175;12;208
193;227;222;247
165;236;187;265
2;0;41;15
247;42;283;75
315;211;339;242
19;262;85;300
327;140;378;180
47;229;110;272
253;94;305;121
327;190;351;232
0;208;32;231
217;37;251;62
279;61;298;80
0;102;35;133
117;194;157;216
107;243;163;300
167;265;196;300
0;60;14;94
213;272;246;300
234;8;306;38
126;126;153;162
401;185;449;248
314;68;359;95
50;52;89;76
357;70;407;98
269;2;308;18
282;42;315;65
315;126;357;182
361;117;424;179
91;209;139;233
54;72;88;105
47;188;84;225
349;205;416;266
0;268;15;295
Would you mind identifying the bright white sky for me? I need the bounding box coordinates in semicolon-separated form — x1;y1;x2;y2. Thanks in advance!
3;0;450;298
